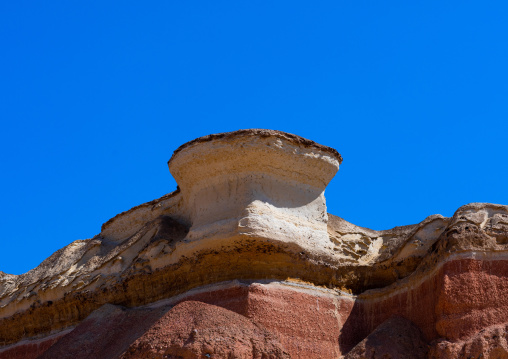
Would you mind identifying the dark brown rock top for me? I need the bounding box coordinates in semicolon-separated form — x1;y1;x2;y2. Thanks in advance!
168;128;343;164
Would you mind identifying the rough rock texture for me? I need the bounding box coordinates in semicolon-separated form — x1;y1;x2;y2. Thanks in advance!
0;334;65;359
121;301;290;359
0;129;507;358
38;300;289;359
429;323;508;358
344;316;428;359
37;303;165;359
168;128;341;257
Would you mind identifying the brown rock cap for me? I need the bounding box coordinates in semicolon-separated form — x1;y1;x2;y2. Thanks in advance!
168;128;343;164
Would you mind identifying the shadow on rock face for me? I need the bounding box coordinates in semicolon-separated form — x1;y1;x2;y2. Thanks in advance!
40;300;290;359
120;301;290;359
343;316;428;359
38;303;168;359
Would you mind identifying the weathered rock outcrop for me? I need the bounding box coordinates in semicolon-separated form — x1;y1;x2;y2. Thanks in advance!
120;301;290;359
344;316;428;359
38;300;290;359
429;323;508;358
0;129;507;358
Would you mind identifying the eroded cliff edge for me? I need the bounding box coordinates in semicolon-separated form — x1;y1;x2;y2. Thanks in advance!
1;129;507;359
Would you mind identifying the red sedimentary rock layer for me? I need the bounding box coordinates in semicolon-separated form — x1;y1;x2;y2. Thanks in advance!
0;335;64;359
344;257;508;355
1;131;507;358
120;301;290;359
429;323;508;358
436;259;508;341
343;316;428;359
2;256;506;358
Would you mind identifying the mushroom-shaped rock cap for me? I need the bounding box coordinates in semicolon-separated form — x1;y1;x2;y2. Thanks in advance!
168;129;343;165
167;129;341;254
168;129;342;193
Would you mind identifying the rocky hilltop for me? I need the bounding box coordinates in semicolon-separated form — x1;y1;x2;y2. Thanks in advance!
1;129;507;358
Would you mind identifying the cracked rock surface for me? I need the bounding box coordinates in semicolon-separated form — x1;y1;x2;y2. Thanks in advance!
0;130;507;358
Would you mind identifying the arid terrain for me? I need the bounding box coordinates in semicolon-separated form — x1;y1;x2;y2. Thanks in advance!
1;130;507;358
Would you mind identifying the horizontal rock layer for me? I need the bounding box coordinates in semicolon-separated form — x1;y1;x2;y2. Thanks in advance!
2;251;507;358
0;130;507;358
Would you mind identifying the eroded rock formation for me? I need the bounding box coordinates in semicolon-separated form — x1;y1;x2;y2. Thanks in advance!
0;129;507;358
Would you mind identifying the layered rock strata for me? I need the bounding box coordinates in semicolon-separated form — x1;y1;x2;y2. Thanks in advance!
0;129;507;358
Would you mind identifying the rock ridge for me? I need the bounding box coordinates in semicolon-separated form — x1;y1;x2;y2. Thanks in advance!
0;129;506;358
168;128;343;164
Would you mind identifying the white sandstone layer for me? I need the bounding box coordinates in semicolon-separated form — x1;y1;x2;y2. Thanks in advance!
167;130;342;261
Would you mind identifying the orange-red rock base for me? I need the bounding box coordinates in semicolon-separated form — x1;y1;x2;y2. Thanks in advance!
1;257;507;358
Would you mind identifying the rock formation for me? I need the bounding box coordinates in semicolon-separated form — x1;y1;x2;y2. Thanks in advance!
0;129;507;358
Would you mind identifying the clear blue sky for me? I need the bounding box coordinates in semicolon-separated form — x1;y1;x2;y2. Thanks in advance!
1;1;507;274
